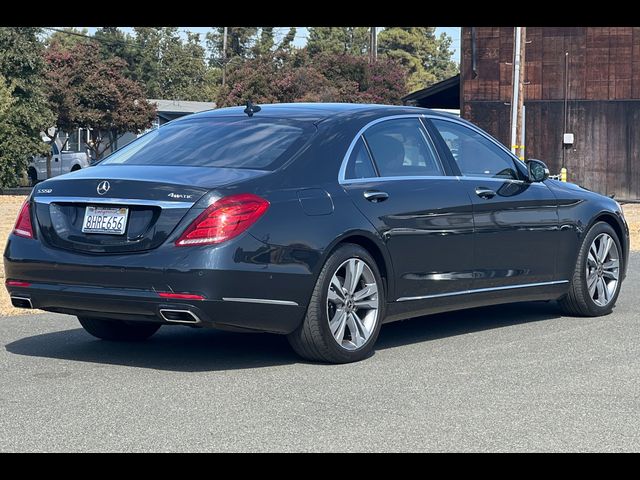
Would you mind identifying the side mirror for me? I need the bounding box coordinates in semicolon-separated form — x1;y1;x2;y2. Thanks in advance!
526;159;550;183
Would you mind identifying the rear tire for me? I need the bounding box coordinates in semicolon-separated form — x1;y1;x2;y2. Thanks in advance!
559;221;623;316
287;244;385;363
78;317;161;341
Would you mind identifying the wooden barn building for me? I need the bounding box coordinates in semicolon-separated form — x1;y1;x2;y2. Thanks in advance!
459;27;640;201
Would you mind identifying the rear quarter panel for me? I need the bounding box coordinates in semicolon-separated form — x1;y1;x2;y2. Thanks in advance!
205;116;397;304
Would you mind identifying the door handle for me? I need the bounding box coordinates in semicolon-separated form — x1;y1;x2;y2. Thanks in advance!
363;190;389;202
475;187;496;199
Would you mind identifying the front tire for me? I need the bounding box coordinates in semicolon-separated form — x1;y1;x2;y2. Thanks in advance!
559;221;623;316
78;317;161;341
287;244;385;363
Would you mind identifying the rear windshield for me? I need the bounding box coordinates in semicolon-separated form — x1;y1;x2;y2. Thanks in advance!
100;117;315;170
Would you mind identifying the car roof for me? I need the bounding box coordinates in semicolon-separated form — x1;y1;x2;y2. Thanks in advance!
181;102;447;123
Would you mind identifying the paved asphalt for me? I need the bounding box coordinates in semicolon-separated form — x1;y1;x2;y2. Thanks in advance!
1;254;639;452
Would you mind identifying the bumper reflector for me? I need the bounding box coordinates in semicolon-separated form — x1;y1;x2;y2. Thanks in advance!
5;280;32;287
157;292;206;301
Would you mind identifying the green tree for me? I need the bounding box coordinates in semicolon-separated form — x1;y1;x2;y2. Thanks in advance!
378;27;458;92
45;27;91;50
93;27;138;70
206;27;258;62
307;27;370;56
253;27;274;57
44;42;156;159
0;75;11;114
216;50;407;107
277;28;297;54
130;27;217;102
0;27;54;187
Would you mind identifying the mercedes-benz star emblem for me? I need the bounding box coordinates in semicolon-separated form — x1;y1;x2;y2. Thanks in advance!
97;181;110;195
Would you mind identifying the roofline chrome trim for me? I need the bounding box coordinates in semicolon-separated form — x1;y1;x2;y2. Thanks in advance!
33;196;193;209
396;280;569;302
337;113;537;185
222;297;300;306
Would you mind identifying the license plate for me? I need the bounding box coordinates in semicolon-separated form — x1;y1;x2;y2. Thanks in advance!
82;206;129;235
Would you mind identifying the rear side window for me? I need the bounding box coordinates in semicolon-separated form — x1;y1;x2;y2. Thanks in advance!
101;117;315;170
344;138;377;180
363;118;444;178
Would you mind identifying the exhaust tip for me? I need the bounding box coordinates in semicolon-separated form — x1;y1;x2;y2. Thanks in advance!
11;296;33;309
159;309;201;324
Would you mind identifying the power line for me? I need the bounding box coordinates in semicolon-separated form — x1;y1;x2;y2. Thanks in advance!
43;27;308;65
43;27;217;65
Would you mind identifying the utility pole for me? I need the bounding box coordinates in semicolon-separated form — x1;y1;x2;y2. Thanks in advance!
509;26;523;157
369;27;377;63
515;27;526;160
222;26;228;86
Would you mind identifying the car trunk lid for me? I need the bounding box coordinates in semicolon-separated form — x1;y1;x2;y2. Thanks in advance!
32;165;269;254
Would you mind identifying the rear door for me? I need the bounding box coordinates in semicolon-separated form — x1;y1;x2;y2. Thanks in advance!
341;116;474;301
428;116;559;290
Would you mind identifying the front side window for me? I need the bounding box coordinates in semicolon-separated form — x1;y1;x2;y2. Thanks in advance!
363;118;444;178
431;119;522;180
100;117;315;170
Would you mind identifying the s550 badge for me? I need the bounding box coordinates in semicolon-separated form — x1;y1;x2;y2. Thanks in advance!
37;188;52;194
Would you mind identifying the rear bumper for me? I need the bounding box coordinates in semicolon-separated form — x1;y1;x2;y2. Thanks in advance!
4;233;315;334
5;281;305;333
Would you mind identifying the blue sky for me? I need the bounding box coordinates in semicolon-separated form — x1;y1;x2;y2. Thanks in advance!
81;27;462;63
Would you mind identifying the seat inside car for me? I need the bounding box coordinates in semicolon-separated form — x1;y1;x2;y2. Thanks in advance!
369;135;405;177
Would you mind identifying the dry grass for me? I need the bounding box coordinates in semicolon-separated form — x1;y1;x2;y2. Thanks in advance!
0;195;638;317
623;203;640;252
0;195;32;316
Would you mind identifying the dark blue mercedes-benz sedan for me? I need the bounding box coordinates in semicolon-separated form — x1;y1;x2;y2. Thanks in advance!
4;103;630;363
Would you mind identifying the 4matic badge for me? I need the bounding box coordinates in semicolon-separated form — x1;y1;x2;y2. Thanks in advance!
168;192;193;199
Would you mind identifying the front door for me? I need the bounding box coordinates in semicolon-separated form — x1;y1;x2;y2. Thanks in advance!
428;117;559;290
341;117;474;301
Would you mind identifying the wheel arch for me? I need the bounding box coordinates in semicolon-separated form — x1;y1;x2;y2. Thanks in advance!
322;230;394;302
588;211;629;276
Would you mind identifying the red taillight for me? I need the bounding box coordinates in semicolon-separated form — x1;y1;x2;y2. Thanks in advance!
157;292;206;300
13;201;35;239
175;193;269;247
5;280;31;287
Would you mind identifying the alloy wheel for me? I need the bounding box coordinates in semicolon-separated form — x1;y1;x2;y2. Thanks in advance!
326;258;380;351
586;233;620;307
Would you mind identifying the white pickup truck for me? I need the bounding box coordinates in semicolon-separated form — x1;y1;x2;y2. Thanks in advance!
27;139;91;186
